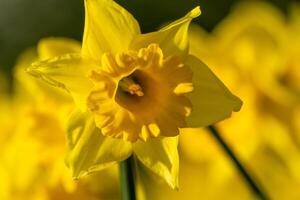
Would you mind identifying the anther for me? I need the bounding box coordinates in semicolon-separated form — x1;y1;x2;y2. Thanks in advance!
119;77;144;96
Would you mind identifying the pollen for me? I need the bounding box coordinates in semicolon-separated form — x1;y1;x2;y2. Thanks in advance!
119;77;144;96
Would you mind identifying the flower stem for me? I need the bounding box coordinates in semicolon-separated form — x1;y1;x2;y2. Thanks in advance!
207;125;269;200
120;155;136;200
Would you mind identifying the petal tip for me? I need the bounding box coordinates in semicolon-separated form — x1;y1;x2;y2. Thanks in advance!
71;170;87;180
26;64;35;75
26;61;42;78
72;176;79;181
233;97;243;112
190;6;201;18
170;180;179;190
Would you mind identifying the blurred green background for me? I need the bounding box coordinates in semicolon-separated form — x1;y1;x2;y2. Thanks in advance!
0;0;294;76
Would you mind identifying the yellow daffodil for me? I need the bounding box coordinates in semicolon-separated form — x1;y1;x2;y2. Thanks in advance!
27;0;241;188
14;37;81;106
212;1;300;109
188;2;300;199
0;73;12;200
135;129;255;200
0;72;12;145
0;37;121;200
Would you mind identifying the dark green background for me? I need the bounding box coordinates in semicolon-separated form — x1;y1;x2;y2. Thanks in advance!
0;0;293;76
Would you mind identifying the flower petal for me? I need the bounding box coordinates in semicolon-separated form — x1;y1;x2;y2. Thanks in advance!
82;0;141;60
186;55;242;127
14;48;73;104
130;7;201;58
65;110;133;178
27;54;96;110
133;137;179;189
37;37;81;60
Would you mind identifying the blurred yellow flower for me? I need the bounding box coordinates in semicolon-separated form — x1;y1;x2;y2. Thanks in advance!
27;0;241;189
135;129;255;200
0;38;120;200
0;72;12;145
184;1;300;199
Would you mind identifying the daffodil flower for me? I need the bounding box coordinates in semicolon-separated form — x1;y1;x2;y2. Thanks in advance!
28;0;241;188
0;37;120;200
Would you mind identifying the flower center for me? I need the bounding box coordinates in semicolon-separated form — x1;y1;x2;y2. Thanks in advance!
87;44;193;142
118;76;144;97
114;69;160;117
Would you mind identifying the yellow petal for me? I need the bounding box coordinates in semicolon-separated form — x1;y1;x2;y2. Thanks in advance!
186;55;242;127
13;48;74;104
133;137;179;189
13;48;39;98
37;37;81;60
27;54;96;110
130;7;201;58
65;109;133;178
82;0;141;60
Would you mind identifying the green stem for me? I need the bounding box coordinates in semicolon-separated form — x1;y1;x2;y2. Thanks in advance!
120;155;136;200
207;125;269;200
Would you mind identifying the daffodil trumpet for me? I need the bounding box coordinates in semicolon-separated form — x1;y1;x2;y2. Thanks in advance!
27;0;242;193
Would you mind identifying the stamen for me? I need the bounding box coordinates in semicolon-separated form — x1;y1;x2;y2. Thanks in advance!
119;77;144;96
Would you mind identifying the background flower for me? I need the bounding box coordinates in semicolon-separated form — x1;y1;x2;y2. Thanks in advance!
0;38;120;200
0;0;299;199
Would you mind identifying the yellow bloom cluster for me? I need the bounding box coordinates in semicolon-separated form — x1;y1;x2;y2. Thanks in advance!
25;0;241;192
1;0;243;198
3;0;300;199
0;38;120;200
138;2;300;200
